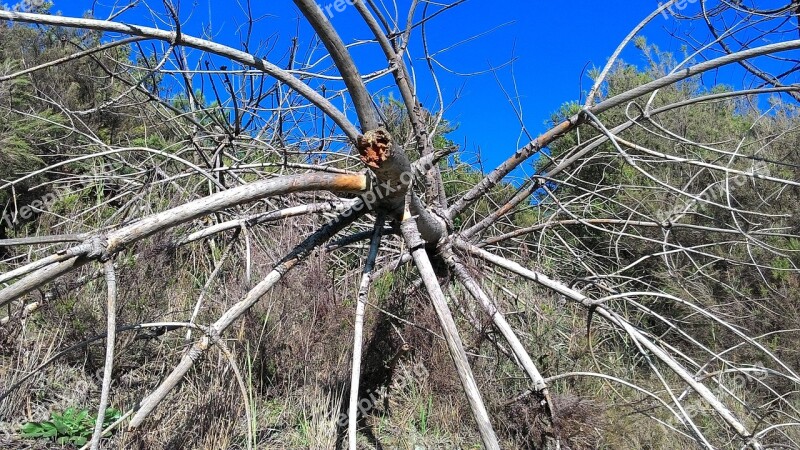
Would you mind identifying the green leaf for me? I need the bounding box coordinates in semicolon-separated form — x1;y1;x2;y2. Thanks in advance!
20;423;41;434
53;419;68;436
20;422;53;438
40;422;58;436
104;408;122;427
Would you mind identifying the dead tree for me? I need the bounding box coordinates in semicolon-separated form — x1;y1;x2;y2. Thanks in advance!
1;1;800;448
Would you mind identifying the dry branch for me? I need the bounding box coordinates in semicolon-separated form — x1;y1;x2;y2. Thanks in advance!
0;10;361;140
0;173;369;307
128;205;367;428
89;260;117;450
401;217;500;449
457;240;757;444
347;215;384;449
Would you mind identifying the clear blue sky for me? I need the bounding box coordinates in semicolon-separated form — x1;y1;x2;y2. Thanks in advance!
52;1;697;178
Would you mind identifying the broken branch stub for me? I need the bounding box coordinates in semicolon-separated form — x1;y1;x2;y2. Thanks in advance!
356;128;412;216
357;128;392;170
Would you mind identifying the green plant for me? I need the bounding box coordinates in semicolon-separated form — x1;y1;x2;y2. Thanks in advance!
21;407;121;446
416;396;433;435
771;257;792;281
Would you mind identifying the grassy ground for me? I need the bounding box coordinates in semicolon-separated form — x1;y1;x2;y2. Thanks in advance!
2;213;798;449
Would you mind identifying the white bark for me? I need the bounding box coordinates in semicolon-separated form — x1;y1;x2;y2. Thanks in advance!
89;260;117;450
401;218;500;449
457;240;755;441
128;205;366;428
348;215;384;449
0;173;369;307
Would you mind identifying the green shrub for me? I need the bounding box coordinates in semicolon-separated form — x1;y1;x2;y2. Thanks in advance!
20;407;121;446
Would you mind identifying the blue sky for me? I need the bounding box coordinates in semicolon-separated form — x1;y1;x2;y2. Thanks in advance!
50;1;718;177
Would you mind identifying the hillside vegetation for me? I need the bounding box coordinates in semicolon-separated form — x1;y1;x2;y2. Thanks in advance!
1;3;800;449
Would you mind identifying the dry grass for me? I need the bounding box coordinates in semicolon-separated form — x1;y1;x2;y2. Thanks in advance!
2;214;799;449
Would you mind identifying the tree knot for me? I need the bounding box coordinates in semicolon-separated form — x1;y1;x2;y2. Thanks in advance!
431;207;454;233
66;235;110;261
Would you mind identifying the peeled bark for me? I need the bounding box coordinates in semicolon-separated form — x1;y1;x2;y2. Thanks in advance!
347;216;384;449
